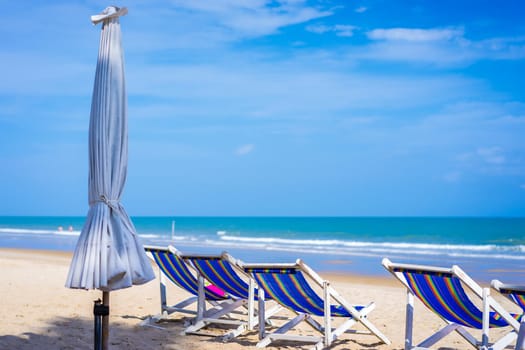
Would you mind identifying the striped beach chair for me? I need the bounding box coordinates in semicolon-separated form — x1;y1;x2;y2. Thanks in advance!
183;252;282;339
492;280;525;349
143;245;235;327
383;258;522;350
244;259;390;349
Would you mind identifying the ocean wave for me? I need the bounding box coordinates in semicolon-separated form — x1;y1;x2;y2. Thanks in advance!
204;234;525;261
0;228;165;239
3;226;524;261
0;228;80;236
54;230;81;236
163;237;525;261
143;233;525;260
218;234;518;252
138;234;164;239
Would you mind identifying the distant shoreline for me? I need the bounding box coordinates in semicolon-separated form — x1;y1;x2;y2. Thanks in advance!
1;216;524;284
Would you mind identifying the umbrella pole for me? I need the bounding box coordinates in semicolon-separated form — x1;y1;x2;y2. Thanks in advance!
102;291;110;350
94;299;103;350
93;294;109;350
93;292;110;350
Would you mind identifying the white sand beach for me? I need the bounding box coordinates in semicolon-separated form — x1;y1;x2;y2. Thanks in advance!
0;248;520;350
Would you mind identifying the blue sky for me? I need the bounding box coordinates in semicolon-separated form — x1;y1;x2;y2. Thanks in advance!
1;0;524;216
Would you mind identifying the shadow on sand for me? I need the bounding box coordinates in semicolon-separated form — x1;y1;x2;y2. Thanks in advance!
0;315;197;350
0;314;403;350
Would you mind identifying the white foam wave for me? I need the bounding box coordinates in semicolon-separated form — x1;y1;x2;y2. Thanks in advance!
218;234;514;252
54;230;81;236
170;237;525;261
0;228;166;239
0;228;79;235
138;234;163;239
3;226;524;261
213;234;525;261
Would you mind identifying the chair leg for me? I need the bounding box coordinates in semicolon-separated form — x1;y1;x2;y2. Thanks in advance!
405;290;414;350
256;313;308;348
356;303;390;345
491;331;518;350
516;318;525;350
482;288;490;349
258;287;266;340
323;281;331;348
453;325;479;348
197;275;205;321
248;277;256;330
264;304;282;325
418;323;461;348
183;299;246;336
160;272;167;314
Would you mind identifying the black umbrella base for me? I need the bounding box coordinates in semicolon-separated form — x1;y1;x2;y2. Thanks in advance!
93;298;109;350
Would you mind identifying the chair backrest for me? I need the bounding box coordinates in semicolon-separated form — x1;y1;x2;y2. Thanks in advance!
144;246;226;301
184;253;253;300
383;259;517;329
245;262;352;317
492;280;525;312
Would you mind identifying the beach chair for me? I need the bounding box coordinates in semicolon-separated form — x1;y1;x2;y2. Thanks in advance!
491;280;525;349
183;252;282;340
143;245;236;328
382;258;522;350
244;259;390;349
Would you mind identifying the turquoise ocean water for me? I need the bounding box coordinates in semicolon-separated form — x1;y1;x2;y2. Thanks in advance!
0;216;524;283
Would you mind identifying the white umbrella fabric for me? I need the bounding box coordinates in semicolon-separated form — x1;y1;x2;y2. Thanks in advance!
65;6;154;348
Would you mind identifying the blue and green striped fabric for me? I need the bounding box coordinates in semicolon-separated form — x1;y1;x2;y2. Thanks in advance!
498;287;525;312
146;248;227;301
246;267;363;317
395;267;520;328
188;256;258;300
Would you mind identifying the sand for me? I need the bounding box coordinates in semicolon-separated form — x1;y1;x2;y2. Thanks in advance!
0;248;520;350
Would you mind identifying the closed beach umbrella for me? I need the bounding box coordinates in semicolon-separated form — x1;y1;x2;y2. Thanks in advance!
65;6;154;349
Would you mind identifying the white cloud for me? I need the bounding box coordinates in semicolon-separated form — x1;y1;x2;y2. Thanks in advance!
348;41;476;65
235;144;255;156
367;27;464;42
345;27;472;65
306;24;331;34
125;59;482;121
169;0;332;38
306;24;357;37
334;25;357;37
359;27;525;65
355;6;367;13
471;36;525;60
477;147;505;164
349;100;525;180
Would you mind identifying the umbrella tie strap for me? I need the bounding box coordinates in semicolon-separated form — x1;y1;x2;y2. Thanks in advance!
94;195;119;210
91;6;128;25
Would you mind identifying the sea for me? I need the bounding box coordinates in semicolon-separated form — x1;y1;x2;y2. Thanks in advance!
0;216;524;284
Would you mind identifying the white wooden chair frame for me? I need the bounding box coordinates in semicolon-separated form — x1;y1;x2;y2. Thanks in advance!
491;280;525;350
383;258;522;350
182;251;281;340
142;245;239;334
245;259;390;350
